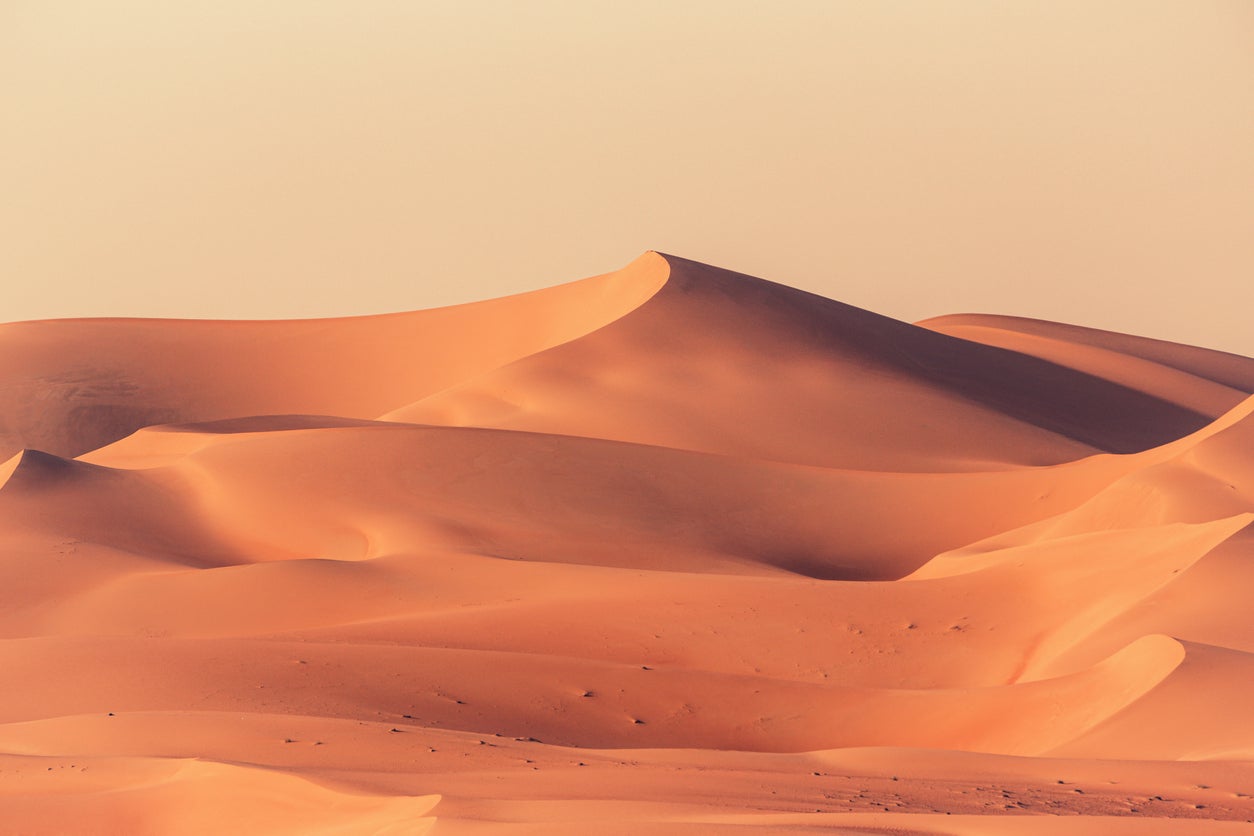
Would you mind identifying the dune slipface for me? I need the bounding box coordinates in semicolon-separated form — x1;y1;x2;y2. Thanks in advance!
1;253;1252;834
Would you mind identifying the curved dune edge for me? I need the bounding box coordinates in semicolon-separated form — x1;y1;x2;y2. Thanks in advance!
912;393;1254;570
0;448;113;494
0;252;670;461
919;312;1254;393
919;316;1254;424
0;753;438;835
908;516;1253;686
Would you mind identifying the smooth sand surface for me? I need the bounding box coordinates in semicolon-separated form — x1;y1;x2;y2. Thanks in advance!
1;253;1252;833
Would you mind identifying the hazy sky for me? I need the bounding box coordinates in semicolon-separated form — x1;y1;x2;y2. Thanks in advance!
3;1;1252;354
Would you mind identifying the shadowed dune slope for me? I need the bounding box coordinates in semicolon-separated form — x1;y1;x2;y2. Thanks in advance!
386;255;1218;471
1;254;1253;832
921;313;1254;397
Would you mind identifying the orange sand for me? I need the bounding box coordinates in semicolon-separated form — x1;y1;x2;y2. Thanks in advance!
0;253;1251;833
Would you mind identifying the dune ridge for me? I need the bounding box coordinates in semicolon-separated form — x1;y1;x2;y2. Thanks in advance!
1;253;1252;833
0;252;669;460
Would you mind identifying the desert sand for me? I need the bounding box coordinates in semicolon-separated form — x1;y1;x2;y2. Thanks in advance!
0;252;1252;834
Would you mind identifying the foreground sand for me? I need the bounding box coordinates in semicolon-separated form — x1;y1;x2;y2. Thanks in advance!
1;253;1252;833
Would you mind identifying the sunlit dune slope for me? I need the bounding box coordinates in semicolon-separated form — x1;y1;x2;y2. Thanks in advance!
0;253;668;459
2;253;1253;833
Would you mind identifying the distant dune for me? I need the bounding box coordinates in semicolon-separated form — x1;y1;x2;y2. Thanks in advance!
1;253;1252;833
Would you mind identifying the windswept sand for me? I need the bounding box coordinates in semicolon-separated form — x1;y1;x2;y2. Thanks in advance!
1;253;1252;833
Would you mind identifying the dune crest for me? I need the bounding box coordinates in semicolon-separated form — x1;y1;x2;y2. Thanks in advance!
1;254;1253;832
0;252;668;460
383;255;1222;471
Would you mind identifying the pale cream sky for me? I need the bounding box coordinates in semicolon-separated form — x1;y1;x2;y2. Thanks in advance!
2;1;1252;354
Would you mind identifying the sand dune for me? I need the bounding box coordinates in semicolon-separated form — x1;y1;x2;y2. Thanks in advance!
0;254;667;460
1;253;1252;832
384;255;1219;470
921;313;1254;410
